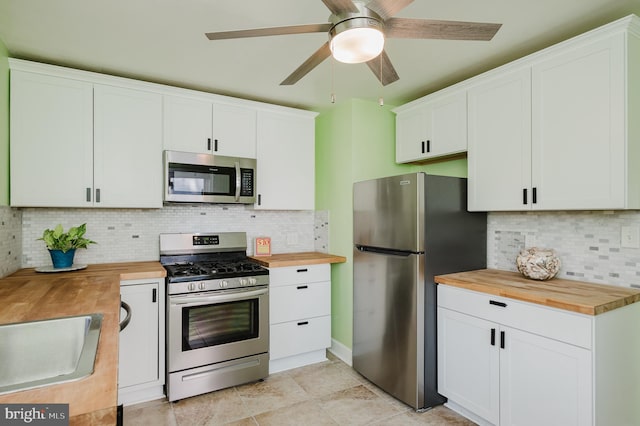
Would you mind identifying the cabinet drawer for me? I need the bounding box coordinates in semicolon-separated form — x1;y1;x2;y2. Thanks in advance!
268;264;330;287
270;316;331;360
270;281;330;324
438;285;592;349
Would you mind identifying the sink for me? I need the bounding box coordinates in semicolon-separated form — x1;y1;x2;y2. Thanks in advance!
0;313;103;395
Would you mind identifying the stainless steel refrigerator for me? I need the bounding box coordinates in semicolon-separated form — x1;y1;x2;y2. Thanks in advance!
353;173;486;410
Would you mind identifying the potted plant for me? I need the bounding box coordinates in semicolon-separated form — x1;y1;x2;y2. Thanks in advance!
39;223;96;268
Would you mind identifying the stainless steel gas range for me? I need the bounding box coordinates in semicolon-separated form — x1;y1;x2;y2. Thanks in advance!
160;232;269;402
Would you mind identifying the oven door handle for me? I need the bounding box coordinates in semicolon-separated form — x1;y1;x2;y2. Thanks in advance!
170;288;268;306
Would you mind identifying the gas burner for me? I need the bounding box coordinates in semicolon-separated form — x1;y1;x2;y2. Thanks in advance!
160;232;269;290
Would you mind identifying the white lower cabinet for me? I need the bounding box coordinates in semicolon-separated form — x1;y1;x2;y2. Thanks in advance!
118;278;165;406
268;264;331;373
437;284;628;426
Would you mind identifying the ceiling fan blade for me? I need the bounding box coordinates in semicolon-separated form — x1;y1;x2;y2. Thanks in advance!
281;42;332;85
385;18;502;41
206;23;332;40
321;0;359;15
366;50;399;86
365;0;414;21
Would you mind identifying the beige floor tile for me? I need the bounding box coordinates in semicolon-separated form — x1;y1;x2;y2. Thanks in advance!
223;417;259;426
172;386;251;426
235;373;310;416
124;357;476;426
318;384;403;425
253;400;338;426
404;406;477;425
123;398;177;426
360;380;414;413
287;360;362;398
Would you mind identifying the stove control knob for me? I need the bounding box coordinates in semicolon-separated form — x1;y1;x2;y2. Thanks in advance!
220;280;228;288
239;278;248;286
188;283;196;291
249;278;257;285
199;282;206;290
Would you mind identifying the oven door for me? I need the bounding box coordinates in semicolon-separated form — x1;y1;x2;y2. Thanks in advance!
167;286;268;373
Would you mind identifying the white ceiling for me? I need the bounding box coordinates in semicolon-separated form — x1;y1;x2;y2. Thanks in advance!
1;0;639;111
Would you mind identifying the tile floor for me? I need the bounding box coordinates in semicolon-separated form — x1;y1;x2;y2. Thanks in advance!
123;353;476;425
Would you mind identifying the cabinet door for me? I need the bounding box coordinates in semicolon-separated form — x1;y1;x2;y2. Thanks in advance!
163;95;213;154
212;102;257;158
255;110;315;210
119;282;160;389
429;91;467;157
532;34;625;209
395;91;466;163
94;85;163;208
10;71;94;207
438;308;500;425
395;104;429;162
500;326;592;426
467;67;532;211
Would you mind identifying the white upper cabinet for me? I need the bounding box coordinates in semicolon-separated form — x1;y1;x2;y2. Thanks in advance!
94;84;162;208
467;15;640;211
212;102;257;158
10;71;94;207
255;109;317;210
467;67;532;211
163;95;213;154
163;95;257;158
531;33;626;210
10;67;162;208
394;89;467;163
9;59;315;209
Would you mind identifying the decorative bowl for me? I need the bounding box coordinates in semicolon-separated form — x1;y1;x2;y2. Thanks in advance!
516;247;561;281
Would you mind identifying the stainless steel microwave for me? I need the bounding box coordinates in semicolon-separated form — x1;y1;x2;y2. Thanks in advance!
164;150;256;204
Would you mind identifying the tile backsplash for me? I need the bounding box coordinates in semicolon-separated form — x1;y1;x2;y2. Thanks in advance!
0;206;22;277
20;205;328;269
10;205;640;290
488;211;640;288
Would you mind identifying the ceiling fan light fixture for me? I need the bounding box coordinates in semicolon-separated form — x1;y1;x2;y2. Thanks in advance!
329;17;384;64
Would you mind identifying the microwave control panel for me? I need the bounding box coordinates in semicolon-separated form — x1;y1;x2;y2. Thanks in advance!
240;169;254;196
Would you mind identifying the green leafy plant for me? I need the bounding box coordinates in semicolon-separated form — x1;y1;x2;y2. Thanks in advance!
39;223;96;253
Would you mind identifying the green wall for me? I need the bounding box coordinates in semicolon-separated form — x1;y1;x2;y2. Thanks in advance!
315;98;467;350
0;38;8;206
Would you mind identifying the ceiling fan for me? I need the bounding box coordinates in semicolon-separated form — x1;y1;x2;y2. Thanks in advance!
205;0;502;86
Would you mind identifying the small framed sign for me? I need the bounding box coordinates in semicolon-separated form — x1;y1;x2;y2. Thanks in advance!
254;237;271;256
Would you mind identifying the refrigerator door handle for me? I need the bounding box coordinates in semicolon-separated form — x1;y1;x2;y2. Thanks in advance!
355;244;420;257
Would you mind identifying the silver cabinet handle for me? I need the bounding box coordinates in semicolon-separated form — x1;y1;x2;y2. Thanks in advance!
96;188;101;203
86;187;92;202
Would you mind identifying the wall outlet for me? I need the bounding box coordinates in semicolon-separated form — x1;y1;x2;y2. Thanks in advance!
621;226;640;249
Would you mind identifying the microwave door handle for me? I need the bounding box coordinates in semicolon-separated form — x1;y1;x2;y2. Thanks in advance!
234;161;241;201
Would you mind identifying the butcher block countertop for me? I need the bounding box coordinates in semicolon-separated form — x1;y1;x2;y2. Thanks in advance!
435;269;640;315
249;251;347;268
0;261;166;425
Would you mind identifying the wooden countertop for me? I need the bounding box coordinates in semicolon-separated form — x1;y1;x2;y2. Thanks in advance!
249;251;347;268
435;269;640;315
0;261;166;425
